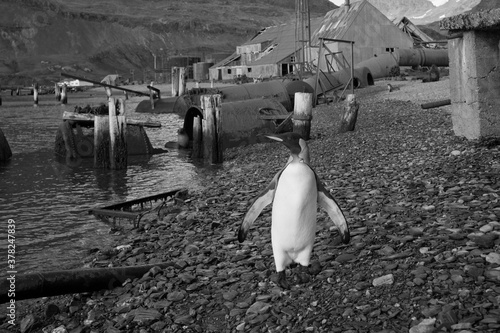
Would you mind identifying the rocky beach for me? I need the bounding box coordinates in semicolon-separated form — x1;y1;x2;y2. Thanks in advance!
3;77;500;333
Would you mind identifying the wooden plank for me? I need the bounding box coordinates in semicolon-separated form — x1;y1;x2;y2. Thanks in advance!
90;208;139;219
259;115;290;120
96;188;182;211
63;111;161;128
61;73;150;97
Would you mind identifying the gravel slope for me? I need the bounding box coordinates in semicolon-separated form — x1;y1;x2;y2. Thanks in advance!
4;77;500;333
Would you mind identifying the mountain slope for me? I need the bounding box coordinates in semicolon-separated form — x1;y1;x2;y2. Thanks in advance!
367;0;486;24
0;0;336;85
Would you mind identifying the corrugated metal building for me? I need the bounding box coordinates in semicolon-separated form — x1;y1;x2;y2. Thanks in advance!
210;0;414;80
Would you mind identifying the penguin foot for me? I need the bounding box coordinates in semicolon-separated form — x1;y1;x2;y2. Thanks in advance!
296;265;310;284
277;270;290;290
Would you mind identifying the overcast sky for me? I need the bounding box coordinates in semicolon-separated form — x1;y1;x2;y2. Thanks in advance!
330;0;448;6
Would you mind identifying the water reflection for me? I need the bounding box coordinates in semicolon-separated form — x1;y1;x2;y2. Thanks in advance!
0;94;198;274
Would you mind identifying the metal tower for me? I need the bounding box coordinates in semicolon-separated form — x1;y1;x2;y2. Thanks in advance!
294;0;312;78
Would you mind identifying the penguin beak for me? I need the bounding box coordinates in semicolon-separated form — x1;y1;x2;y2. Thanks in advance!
262;134;283;142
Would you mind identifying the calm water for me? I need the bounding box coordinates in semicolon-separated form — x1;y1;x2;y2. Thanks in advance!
0;91;201;275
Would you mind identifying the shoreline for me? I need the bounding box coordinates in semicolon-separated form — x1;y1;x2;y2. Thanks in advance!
4;77;500;333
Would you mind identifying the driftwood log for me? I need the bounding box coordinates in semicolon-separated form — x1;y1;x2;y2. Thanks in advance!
421;99;451;109
338;94;359;133
0;263;176;303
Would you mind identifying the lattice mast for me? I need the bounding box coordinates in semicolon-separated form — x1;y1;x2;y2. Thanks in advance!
294;0;312;78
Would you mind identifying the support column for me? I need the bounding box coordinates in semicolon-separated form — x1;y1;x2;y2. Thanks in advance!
441;9;500;139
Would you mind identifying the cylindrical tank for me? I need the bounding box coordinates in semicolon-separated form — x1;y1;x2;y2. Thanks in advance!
193;62;213;81
219;81;292;111
183;98;289;149
396;49;449;67
283;80;314;107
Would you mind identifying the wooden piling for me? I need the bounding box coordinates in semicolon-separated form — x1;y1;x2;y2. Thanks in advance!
55;83;61;101
179;67;186;96
201;94;222;164
60;121;77;159
171;67;179;97
94;116;110;168
292;92;313;140
0;127;12;161
338;94;359;133
108;97;127;169
61;84;67;105
33;83;39;107
192;116;202;159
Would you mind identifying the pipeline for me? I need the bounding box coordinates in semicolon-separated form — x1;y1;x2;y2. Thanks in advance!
305;48;449;95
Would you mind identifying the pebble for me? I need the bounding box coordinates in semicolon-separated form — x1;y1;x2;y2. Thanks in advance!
246;301;271;315
335;253;356;263
373;274;394;287
409;318;436;333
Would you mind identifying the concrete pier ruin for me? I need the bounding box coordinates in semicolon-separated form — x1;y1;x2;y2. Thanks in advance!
441;9;500;140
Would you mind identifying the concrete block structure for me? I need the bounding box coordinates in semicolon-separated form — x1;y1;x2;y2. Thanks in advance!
441;9;500;139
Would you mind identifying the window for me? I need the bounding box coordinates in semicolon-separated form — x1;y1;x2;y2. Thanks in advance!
227;69;232;74
247;68;252;73
386;48;395;52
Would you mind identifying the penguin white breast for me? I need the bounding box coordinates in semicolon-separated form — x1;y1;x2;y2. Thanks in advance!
272;162;317;251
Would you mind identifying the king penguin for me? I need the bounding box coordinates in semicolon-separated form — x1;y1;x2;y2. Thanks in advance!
237;132;350;289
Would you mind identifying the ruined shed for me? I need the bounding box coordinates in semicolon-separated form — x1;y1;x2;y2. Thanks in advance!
393;16;436;47
210;0;414;80
311;0;414;72
209;18;321;81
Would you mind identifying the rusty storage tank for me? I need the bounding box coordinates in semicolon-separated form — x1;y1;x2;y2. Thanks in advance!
219;81;292;111
193;62;213;81
183;98;289;149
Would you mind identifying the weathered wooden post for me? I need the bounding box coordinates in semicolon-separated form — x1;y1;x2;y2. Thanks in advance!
192;116;202;159
108;97;127;169
171;67;179;97
33;83;39;107
117;98;127;116
123;90;128;100
201;94;223;164
179;67;186;96
60;121;76;159
61;84;68;105
292;92;313;140
104;85;112;100
338;94;359;133
0;127;12;161
94;116;110;169
54;83;61;101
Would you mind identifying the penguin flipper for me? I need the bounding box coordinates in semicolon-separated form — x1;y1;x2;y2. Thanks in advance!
315;177;350;244
237;173;280;242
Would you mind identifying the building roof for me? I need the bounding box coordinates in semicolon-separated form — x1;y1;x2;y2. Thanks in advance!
244;18;323;66
311;1;365;45
393;16;434;44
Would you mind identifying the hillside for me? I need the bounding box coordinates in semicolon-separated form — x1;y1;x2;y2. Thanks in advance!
0;0;336;85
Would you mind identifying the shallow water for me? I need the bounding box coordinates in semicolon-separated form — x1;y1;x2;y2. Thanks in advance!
0;91;200;275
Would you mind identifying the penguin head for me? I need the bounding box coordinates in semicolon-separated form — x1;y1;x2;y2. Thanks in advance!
262;132;310;164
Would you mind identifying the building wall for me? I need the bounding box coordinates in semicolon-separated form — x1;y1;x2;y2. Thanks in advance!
313;3;413;72
209;64;278;81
